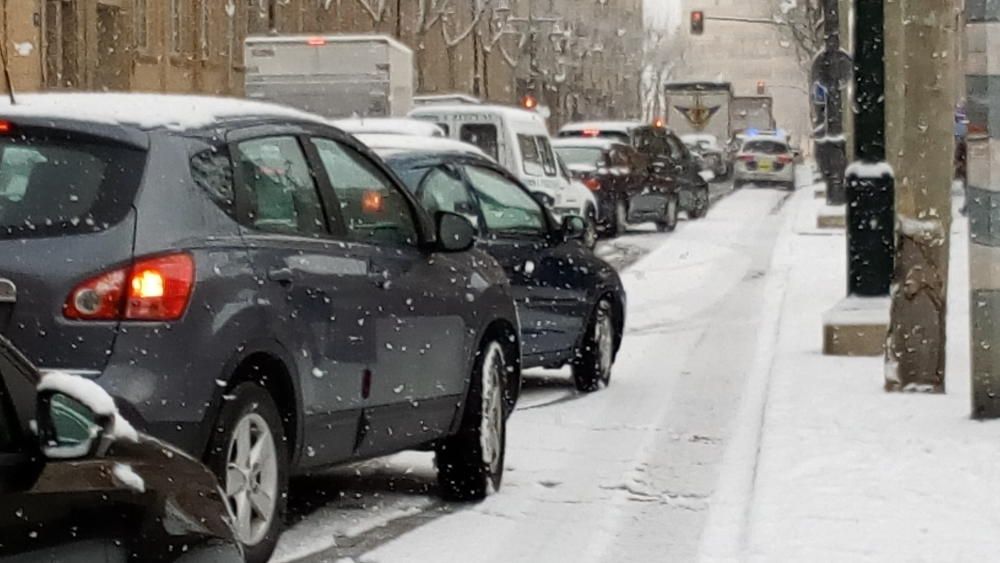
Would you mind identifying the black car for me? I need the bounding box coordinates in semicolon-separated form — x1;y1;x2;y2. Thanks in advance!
0;93;522;562
0;336;242;562
558;121;710;220
552;138;679;235
368;141;627;392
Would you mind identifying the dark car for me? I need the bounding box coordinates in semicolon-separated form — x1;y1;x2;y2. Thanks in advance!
552;138;679;235
0;93;522;562
558;121;710;220
364;139;627;392
0;336;242;562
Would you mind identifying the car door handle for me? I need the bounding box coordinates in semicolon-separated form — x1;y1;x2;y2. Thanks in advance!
267;267;294;285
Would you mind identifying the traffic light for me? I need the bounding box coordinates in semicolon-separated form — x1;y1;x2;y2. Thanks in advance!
521;95;538;110
690;11;704;35
756;80;766;95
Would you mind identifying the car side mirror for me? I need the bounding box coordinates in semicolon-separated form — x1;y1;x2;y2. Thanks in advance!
561;214;587;241
436;211;476;252
36;373;133;460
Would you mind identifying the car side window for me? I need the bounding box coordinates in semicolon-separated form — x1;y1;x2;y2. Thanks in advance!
311;138;418;246
536;136;558;177
191;147;235;218
416;166;480;230
464;165;546;236
233;136;326;236
518;134;544;176
460;124;498;160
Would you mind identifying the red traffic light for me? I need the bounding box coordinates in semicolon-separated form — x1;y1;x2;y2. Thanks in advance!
653;117;665;129
691;11;704;35
521;95;538;110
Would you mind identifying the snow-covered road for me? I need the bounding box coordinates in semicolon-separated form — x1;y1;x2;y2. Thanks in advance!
273;184;798;563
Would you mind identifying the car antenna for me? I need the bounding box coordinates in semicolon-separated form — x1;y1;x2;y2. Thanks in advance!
0;38;16;104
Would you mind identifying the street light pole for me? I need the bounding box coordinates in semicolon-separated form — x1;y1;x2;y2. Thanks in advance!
845;0;893;297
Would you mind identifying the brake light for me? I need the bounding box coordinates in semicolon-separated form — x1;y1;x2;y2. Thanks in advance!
738;155;755;162
777;155;794;164
306;37;327;46
65;253;194;321
0;120;12;134
583;177;601;191
582;129;601;137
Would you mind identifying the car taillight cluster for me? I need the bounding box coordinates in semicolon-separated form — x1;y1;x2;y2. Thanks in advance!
583;177;601;191
776;155;794;164
64;253;195;321
738;155;755;163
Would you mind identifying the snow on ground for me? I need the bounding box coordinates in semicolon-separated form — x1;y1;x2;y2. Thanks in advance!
699;185;1000;562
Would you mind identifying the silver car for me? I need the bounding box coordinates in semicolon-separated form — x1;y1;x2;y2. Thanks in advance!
733;136;796;190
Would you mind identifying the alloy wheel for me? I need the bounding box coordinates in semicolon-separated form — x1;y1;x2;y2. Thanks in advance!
225;412;278;546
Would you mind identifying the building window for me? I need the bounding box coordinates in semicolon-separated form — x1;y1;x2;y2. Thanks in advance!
170;0;182;52
199;1;209;58
134;0;148;50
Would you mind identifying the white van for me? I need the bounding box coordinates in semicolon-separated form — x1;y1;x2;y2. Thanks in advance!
407;104;598;228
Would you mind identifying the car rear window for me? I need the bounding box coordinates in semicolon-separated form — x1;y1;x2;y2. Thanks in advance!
743;140;788;155
0;137;145;239
555;147;606;167
460;124;498;160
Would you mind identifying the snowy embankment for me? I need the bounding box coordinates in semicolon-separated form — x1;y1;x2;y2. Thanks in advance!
700;187;1000;562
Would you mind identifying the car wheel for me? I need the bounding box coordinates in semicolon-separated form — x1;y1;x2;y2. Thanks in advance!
583;206;599;249
733;179;744;189
613;200;628;236
656;196;678;232
206;383;287;563
573;299;616;392
436;339;507;501
785;181;796;191
688;187;710;219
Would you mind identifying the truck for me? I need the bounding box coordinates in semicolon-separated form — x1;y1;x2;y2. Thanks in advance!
244;34;414;118
663;81;734;141
731;96;776;133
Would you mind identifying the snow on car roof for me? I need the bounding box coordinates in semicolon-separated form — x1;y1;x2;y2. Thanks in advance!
0;93;326;131
333;118;444;137
408;104;547;125
551;138;620;150
358;133;489;158
559;120;643;134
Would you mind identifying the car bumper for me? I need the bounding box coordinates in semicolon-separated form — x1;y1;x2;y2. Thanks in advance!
734;164;794;183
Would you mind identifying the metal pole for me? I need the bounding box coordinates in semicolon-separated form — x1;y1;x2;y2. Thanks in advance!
845;0;893;296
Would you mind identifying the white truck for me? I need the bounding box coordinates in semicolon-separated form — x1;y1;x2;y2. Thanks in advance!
244;34;414;118
663;81;734;141
731;96;776;133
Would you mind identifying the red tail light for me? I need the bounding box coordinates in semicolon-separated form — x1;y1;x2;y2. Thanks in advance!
0;120;12;135
65;253;195;321
777;155;794;164
738;155;755;162
583;177;601;191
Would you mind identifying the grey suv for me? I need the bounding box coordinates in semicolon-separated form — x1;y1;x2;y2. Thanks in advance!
0;94;521;563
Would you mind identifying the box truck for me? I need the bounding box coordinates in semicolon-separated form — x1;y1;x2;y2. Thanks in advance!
731;96;776;133
663;82;733;141
244;34;414;118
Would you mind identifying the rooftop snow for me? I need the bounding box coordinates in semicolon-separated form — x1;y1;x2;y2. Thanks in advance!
0;93;326;132
360;133;488;158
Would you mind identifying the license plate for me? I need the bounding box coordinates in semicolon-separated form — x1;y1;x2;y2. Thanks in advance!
758;159;773;171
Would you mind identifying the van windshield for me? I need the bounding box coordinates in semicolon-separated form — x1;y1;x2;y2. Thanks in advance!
0;137;145;239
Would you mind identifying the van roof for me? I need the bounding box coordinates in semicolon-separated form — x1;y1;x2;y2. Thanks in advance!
333;117;444;137
409;104;548;127
0;92;326;132
244;33;412;54
357;133;488;158
551;138;620;150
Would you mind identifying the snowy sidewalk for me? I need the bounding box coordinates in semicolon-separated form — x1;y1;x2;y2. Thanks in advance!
700;188;1000;562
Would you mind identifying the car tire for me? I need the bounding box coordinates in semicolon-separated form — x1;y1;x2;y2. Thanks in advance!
656;196;678;232
583;206;599;249
733;179;744;189
785;181;796;191
573;299;616;392
688;187;709;220
205;383;288;563
613;200;628;237
436;339;507;501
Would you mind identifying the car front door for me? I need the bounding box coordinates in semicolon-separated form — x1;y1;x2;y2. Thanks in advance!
461;164;589;367
231;133;368;467
308;137;472;457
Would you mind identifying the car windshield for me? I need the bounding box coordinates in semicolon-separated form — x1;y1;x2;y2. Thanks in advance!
1;2;980;562
553;147;605;167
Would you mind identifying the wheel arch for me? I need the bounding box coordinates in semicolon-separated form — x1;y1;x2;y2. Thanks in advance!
450;318;522;435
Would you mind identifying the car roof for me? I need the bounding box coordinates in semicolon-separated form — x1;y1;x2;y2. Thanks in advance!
359;133;489;159
0;93;327;132
551;138;620;150
741;135;790;149
558;120;643;134
333;117;444;137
